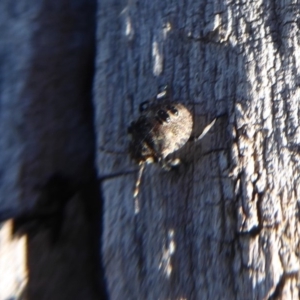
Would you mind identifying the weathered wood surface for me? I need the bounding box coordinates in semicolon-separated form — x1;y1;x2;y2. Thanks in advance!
0;0;300;299
94;0;300;299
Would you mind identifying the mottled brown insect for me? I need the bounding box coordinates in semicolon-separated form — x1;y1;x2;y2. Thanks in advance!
128;101;193;166
128;91;216;213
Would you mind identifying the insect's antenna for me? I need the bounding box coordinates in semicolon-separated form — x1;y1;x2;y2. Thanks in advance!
195;118;216;141
133;161;146;214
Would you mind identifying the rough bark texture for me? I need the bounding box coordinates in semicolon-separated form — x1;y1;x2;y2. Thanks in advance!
1;0;300;299
94;0;300;299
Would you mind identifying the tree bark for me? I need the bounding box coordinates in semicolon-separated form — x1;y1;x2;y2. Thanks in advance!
95;0;300;299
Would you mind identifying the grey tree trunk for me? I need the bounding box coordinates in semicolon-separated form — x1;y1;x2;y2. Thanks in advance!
94;0;300;299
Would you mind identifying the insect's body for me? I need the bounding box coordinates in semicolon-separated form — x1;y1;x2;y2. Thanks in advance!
128;91;216;214
128;100;193;213
128;101;193;165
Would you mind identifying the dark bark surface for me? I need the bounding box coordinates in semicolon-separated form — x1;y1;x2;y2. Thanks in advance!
0;0;96;216
0;1;107;299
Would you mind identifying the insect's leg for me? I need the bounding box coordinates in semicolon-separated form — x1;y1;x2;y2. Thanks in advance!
133;161;146;214
190;118;217;142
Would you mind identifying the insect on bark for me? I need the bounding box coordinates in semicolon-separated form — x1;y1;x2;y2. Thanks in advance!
128;90;217;214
